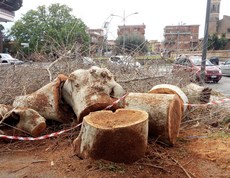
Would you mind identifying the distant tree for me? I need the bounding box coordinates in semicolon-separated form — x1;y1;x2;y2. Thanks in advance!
10;3;90;56
115;34;148;54
0;24;4;31
0;25;4;52
208;33;228;50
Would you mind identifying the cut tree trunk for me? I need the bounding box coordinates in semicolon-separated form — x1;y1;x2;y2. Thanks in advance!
13;74;75;123
148;84;188;113
0;104;46;136
73;109;148;163
124;93;182;146
181;83;212;105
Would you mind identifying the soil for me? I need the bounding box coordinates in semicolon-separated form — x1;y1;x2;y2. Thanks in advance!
0;124;229;178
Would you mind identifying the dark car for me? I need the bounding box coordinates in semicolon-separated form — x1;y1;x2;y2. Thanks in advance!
209;56;219;65
173;55;222;83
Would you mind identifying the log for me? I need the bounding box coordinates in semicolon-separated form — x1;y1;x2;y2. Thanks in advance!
62;66;126;123
148;84;188;113
181;83;212;105
13;74;75;123
124;93;182;146
0;104;46;136
73;109;149;163
70;93;120;124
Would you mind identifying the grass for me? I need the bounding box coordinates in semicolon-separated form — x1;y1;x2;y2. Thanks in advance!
95;160;126;173
208;131;230;139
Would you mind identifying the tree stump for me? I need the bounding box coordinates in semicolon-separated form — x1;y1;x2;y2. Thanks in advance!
73;109;148;163
148;84;188;113
181;83;212;105
124;93;182;146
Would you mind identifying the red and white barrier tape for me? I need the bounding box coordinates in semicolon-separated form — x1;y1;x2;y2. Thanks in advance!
185;98;230;107
0;123;82;141
104;93;128;110
0;93;128;141
3;94;227;141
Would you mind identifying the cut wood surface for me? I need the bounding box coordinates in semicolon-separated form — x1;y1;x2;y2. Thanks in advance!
73;109;148;163
124;93;182;146
149;84;188;113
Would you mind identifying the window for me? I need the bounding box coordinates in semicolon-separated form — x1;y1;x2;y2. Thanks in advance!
227;28;230;33
225;60;230;65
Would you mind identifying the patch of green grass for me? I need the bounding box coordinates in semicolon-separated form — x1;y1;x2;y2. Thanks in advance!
208;131;230;139
221;117;230;125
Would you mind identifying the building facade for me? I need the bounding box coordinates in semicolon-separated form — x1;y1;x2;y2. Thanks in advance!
87;28;104;56
148;40;162;53
209;0;230;40
117;24;146;38
0;0;23;52
163;25;199;52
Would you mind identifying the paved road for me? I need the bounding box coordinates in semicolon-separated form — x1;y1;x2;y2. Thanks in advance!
205;76;230;96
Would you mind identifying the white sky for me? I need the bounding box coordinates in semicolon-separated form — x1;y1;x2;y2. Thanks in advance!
1;0;230;41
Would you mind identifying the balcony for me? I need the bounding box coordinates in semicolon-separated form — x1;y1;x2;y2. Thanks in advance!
0;8;15;22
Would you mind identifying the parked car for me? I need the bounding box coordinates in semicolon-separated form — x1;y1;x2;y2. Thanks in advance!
173;55;222;83
82;57;95;65
219;59;230;76
108;55;141;68
209;56;219;65
0;53;24;65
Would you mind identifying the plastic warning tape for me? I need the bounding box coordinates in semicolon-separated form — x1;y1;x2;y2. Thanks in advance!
104;93;128;110
0;93;129;141
0;123;82;141
185;98;230;106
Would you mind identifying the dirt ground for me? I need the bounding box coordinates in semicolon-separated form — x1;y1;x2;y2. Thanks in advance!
0;124;230;178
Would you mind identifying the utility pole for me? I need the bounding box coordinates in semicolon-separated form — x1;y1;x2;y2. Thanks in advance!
201;0;211;83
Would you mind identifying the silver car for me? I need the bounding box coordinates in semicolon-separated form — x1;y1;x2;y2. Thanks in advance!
0;53;24;65
220;59;230;76
109;55;141;68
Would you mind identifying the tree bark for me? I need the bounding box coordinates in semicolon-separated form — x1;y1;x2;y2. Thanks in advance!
124;93;182;146
181;83;212;104
148;84;188;113
0;104;46;136
13;74;75;123
73;109;148;163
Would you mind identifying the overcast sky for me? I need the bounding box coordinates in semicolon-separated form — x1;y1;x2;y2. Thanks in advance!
2;0;230;41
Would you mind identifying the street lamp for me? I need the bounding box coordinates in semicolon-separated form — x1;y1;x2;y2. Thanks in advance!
111;11;138;53
102;15;113;55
